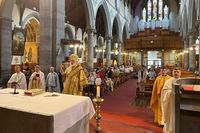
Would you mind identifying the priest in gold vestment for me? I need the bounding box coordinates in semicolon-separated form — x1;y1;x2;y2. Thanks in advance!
161;68;181;133
61;54;88;95
150;67;171;126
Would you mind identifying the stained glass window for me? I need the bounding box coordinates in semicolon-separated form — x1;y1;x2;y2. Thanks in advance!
143;8;146;22
164;5;168;18
147;0;152;21
152;0;157;20
158;0;163;20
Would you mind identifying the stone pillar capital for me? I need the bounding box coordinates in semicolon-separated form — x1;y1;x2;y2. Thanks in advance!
105;35;112;40
86;28;95;34
188;30;198;38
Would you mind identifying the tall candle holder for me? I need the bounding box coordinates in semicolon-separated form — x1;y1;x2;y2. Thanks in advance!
93;97;104;133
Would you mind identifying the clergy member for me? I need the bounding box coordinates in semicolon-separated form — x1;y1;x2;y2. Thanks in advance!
29;65;45;90
150;67;171;126
46;67;60;92
61;54;88;95
7;66;27;90
161;68;181;133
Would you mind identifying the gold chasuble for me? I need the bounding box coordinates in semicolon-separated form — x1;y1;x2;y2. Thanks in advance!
62;64;88;95
150;75;171;125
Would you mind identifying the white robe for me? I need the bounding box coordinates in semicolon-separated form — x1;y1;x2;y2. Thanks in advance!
161;78;179;133
7;72;27;90
29;71;45;90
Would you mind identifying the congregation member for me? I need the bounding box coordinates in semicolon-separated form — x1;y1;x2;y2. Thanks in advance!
46;67;60;93
7;66;27;90
150;67;171;126
138;66;147;91
87;72;95;96
161;68;181;133
61;54;88;95
148;67;156;81
29;65;45;90
106;67;113;91
105;76;111;94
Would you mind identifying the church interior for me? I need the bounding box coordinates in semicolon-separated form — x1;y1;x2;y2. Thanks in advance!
0;0;200;133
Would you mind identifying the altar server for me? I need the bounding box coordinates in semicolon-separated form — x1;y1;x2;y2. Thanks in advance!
46;67;60;92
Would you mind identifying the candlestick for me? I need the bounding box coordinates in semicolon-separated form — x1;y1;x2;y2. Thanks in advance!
96;86;100;98
93;98;104;133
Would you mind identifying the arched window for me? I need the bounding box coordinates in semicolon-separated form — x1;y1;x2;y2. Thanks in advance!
164;5;168;18
158;0;163;20
152;0;157;20
143;8;146;22
143;0;168;21
147;0;152;21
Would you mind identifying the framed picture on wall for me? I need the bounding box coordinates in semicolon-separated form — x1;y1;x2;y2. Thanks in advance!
12;27;26;56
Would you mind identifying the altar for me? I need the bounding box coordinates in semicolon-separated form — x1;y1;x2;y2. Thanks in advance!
0;89;95;133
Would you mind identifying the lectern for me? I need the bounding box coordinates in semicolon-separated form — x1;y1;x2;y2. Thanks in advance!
172;78;200;133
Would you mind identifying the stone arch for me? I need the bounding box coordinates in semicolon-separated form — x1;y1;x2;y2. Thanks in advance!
22;12;40;28
122;22;130;39
85;0;95;29
64;25;75;40
112;14;122;41
95;1;112;37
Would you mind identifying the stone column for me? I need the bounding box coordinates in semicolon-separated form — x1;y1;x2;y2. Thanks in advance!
105;36;111;67
141;50;144;65
184;38;189;70
188;33;196;72
198;21;200;75
86;29;94;71
0;17;12;83
161;50;165;67
39;0;65;73
117;42;122;66
64;45;70;57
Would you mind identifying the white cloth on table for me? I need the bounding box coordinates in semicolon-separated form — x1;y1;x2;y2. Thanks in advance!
0;89;95;133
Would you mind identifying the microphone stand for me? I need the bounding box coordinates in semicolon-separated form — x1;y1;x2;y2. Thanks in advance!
11;82;19;94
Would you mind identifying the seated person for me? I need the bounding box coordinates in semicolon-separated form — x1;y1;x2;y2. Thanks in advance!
95;74;102;86
148;68;156;80
7;66;27;90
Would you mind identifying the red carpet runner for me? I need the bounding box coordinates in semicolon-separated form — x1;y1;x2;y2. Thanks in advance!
90;79;163;133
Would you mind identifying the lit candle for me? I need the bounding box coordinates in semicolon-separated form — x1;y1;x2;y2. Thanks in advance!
96;86;100;98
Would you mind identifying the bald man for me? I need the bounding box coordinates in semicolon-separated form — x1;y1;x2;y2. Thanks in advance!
46;67;60;93
7;66;27;90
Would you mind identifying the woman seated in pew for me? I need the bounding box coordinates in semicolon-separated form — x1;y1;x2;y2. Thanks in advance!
148;67;156;81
